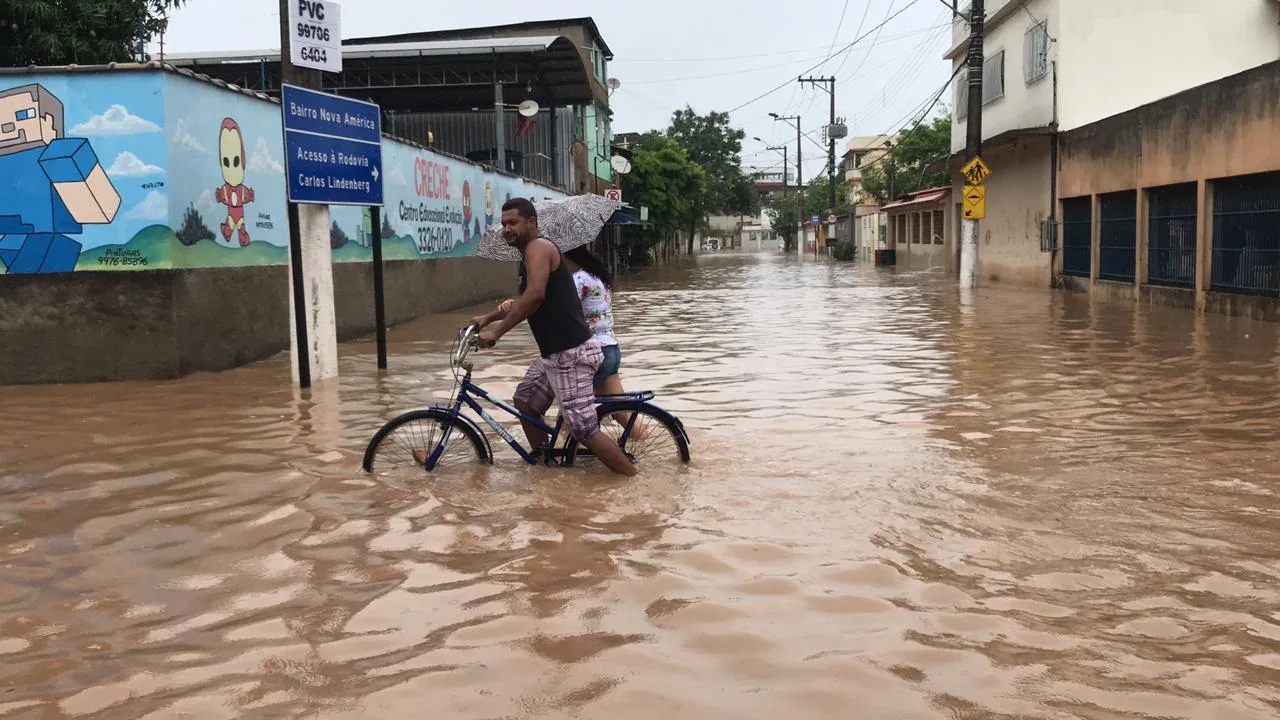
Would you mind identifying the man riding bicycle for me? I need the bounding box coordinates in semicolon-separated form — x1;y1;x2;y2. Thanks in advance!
469;198;637;477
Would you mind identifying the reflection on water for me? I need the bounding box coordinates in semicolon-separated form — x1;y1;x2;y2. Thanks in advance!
3;253;1280;719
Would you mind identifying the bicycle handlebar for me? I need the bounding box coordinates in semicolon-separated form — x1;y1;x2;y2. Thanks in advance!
452;323;481;367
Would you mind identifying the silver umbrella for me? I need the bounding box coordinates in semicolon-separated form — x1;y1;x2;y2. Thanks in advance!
477;194;623;262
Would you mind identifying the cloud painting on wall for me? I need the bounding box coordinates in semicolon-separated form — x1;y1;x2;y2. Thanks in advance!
0;72;168;273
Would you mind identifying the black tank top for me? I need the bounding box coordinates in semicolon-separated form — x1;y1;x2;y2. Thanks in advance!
519;243;592;358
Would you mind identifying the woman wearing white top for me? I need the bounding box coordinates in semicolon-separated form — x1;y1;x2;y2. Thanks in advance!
499;245;626;395
564;246;623;392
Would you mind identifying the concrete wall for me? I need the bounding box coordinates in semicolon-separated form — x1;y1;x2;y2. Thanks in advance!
0;257;510;385
0;65;564;385
953;135;1053;286
1055;59;1280;317
1056;0;1280;132
1058;61;1280;197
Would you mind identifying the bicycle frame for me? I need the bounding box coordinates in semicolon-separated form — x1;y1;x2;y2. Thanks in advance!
423;324;652;471
433;375;564;469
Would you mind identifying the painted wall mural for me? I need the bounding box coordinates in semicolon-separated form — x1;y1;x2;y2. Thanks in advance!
0;69;565;276
0;73;168;274
166;73;290;269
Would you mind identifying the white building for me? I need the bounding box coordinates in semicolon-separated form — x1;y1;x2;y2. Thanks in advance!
946;0;1280;312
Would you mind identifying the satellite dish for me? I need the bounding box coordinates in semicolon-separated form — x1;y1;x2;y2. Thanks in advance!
610;155;632;175
518;100;540;117
606;78;621;91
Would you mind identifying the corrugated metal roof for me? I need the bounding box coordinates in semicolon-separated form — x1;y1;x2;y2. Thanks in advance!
881;188;951;211
165;36;564;65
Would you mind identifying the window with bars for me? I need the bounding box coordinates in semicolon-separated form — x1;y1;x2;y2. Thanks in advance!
1211;171;1280;297
1098;190;1138;283
1024;21;1049;85
1147;183;1197;289
1061;196;1092;277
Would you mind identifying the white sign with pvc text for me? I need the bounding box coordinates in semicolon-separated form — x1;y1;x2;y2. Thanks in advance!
288;0;342;73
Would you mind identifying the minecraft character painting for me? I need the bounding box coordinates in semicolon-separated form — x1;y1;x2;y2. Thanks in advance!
0;84;122;274
461;180;473;243
215;117;255;246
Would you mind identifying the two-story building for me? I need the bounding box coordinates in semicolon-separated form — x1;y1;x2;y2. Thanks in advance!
842;135;894;202
841;136;896;261
948;0;1280;317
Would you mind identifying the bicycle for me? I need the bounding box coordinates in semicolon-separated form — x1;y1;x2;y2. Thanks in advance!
361;323;691;472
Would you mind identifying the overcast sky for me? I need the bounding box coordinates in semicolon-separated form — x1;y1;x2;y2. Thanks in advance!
159;0;955;180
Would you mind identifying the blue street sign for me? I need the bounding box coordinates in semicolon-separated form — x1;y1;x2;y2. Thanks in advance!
281;83;383;206
811;215;820;225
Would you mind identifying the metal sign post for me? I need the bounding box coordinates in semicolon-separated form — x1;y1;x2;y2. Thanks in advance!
279;83;384;385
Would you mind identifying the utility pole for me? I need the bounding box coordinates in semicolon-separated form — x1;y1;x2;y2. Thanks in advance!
799;76;841;252
959;0;987;289
768;144;788;249
278;0;339;387
771;113;804;255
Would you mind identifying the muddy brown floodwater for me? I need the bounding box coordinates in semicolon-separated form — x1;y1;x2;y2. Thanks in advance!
4;253;1280;719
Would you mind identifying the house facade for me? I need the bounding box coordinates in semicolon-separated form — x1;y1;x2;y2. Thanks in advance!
947;0;1280;315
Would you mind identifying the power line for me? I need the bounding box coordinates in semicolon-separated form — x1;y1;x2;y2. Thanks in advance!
628;53;839;85
612;25;954;65
726;0;922;115
833;0;885;78
854;62;962;179
839;0;901;83
822;0;853;70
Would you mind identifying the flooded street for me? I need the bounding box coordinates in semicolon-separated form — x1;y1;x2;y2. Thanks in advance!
4;252;1280;719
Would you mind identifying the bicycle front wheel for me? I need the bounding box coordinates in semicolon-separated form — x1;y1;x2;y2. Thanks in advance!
565;402;690;469
362;409;491;472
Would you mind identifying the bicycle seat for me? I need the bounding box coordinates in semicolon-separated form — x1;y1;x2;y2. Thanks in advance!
594;391;656;403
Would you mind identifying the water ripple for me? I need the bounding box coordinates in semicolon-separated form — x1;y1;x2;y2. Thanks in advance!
1;254;1279;718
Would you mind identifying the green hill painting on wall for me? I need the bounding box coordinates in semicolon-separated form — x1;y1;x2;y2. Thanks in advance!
70;225;483;272
77;225;175;270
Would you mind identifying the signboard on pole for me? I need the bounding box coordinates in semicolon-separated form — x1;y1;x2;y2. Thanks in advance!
811;215;820;226
961;156;991;186
281;83;384;206
288;0;343;73
962;185;986;220
605;187;622;202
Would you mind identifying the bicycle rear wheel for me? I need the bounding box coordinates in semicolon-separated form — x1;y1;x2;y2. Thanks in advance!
565;401;690;469
362;409;491;472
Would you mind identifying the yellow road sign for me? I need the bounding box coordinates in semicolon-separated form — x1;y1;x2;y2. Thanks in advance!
962;184;986;220
961;156;991;185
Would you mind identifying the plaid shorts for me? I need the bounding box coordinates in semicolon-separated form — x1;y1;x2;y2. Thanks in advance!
513;338;604;442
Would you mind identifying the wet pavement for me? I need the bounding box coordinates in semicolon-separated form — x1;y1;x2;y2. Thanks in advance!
3;252;1280;719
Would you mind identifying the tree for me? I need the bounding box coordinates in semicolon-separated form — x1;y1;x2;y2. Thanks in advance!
764;193;799;252
1;0;186;67
861;114;952;205
176;202;213;246
667;106;756;253
330;221;349;249
803;173;853;219
619;132;705;265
